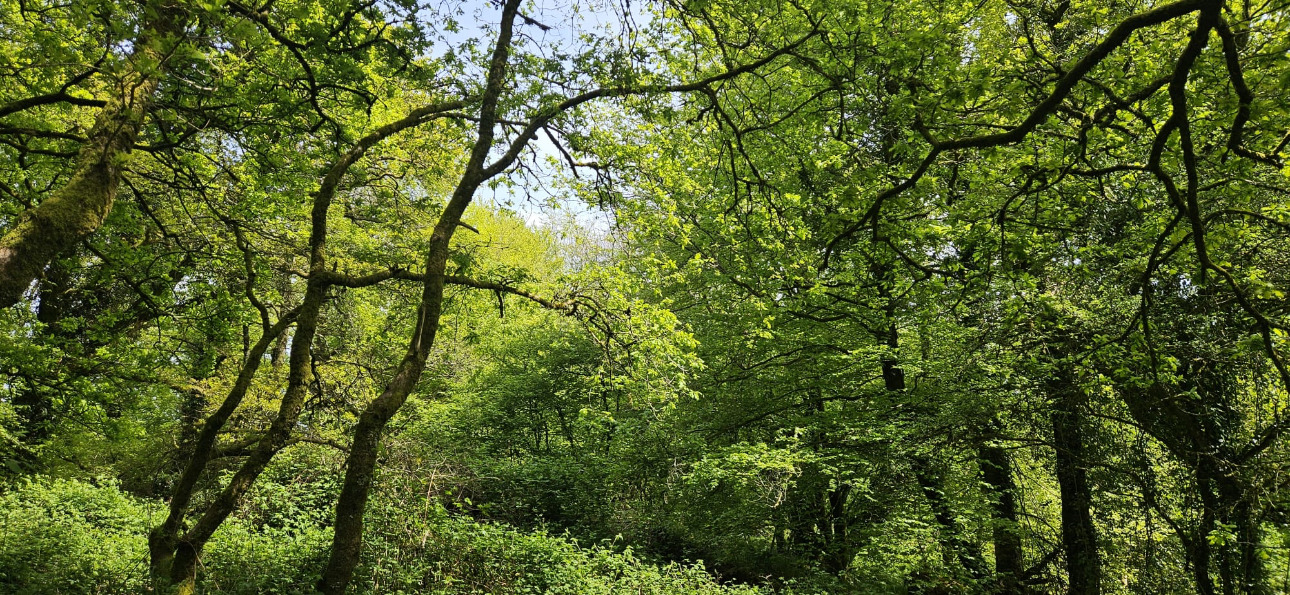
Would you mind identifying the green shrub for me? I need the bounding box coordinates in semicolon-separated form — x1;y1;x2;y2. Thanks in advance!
0;476;329;594
359;495;766;595
201;523;331;594
0;477;155;594
0;476;771;594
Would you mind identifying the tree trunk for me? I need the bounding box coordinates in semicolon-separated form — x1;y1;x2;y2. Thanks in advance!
149;283;322;592
1192;466;1219;595
0;2;182;307
821;480;854;574
1051;396;1100;595
1211;468;1265;595
980;441;1024;593
318;269;446;593
1231;495;1266;595
318;2;525;591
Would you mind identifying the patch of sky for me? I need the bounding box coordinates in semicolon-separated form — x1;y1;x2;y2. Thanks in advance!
417;1;660;238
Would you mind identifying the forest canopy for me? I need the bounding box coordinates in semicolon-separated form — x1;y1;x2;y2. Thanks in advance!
0;0;1288;593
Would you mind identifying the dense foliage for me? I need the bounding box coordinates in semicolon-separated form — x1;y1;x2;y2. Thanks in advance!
1;0;1288;593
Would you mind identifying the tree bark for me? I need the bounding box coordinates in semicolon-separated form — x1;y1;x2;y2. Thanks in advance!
980;441;1024;593
821;481;854;574
1231;494;1266;595
1051;383;1100;595
1193;465;1220;595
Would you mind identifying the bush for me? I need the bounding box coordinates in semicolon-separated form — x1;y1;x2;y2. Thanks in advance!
0;476;328;594
201;523;331;594
0;476;769;594
0;477;155;594
361;499;765;594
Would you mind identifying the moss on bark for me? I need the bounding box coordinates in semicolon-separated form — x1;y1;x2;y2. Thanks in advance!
0;3;182;307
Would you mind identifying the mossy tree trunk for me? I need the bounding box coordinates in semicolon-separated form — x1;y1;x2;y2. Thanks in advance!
0;2;182;308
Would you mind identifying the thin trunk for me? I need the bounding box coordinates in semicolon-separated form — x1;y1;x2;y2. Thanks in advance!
1194;467;1219;595
154;287;322;592
148;310;299;585
790;395;833;563
318;180;459;594
821;481;853;573
1195;456;1261;595
0;2;182;307
980;442;1024;593
1051;396;1100;595
1211;468;1265;595
1233;497;1265;595
1221;524;1236;595
319;2;524;591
